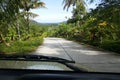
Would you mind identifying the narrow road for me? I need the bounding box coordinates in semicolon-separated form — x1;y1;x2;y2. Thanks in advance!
32;37;120;72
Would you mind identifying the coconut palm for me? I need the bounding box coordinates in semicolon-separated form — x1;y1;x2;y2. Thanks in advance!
20;0;45;34
20;0;45;12
0;0;21;45
62;0;86;11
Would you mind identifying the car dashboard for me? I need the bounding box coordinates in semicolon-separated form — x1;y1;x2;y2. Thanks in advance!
0;69;119;80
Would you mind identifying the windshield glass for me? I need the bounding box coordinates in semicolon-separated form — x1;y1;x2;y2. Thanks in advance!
0;0;120;73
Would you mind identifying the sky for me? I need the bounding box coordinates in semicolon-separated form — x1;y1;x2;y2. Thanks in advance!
30;0;98;23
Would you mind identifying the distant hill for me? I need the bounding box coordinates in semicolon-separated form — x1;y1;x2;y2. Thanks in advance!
30;20;38;24
39;23;59;25
60;21;67;24
30;20;61;27
30;20;60;25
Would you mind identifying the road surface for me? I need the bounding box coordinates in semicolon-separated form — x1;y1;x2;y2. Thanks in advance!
32;37;120;72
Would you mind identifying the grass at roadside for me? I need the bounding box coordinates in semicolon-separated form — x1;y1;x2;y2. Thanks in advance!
0;37;43;55
99;40;120;53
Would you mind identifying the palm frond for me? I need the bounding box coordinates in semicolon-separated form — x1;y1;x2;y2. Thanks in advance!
21;11;38;18
63;0;86;11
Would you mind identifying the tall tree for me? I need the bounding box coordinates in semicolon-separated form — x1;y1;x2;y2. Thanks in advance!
62;0;86;11
20;0;45;34
0;0;20;45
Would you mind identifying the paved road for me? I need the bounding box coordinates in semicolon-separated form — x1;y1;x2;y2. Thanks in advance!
33;37;120;72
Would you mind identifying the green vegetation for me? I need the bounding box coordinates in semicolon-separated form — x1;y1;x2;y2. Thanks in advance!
100;40;120;53
0;0;120;54
0;0;46;54
0;22;48;54
49;0;120;53
0;36;43;54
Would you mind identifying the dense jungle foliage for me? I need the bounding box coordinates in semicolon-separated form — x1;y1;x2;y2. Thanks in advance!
49;0;120;53
0;0;120;54
0;0;46;54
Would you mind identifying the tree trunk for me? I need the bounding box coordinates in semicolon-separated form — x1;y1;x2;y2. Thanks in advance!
90;32;95;41
100;36;103;44
0;34;10;46
16;25;21;39
26;11;30;34
0;34;5;43
15;21;21;40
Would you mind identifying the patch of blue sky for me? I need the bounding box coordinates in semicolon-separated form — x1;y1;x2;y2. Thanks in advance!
30;0;100;23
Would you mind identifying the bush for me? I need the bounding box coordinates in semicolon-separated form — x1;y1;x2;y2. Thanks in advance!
100;40;120;53
0;36;43;54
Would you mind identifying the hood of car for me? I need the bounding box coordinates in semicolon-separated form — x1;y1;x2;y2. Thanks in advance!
0;60;72;71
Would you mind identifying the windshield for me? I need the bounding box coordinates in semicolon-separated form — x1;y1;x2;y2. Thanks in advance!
0;0;120;73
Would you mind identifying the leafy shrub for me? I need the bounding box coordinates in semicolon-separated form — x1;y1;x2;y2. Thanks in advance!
0;37;43;54
100;40;120;53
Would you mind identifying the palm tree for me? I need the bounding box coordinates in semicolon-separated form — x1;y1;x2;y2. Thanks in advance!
62;0;86;11
20;0;45;12
20;0;45;34
0;0;21;45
